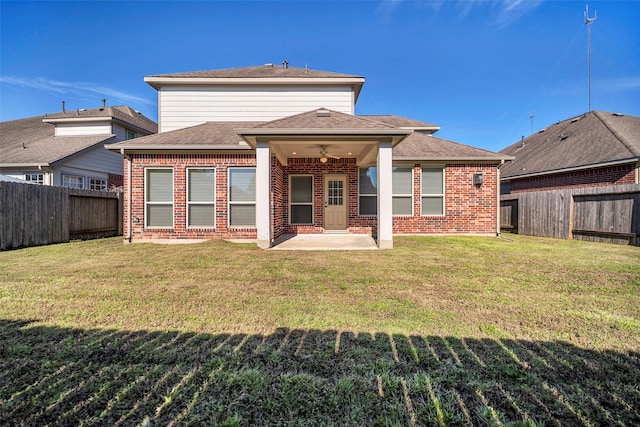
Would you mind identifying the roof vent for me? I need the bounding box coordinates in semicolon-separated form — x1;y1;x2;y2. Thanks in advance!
317;109;330;117
264;63;273;67
612;112;624;116
283;60;289;69
538;129;545;133
560;133;568;141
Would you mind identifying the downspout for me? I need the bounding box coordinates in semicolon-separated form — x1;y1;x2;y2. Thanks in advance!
123;150;133;243
496;160;503;237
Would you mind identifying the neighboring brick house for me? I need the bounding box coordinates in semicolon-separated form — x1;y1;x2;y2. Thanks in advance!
500;110;640;194
0;105;157;190
106;63;510;249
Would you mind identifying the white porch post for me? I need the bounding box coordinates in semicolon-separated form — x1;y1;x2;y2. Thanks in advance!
256;141;271;249
377;141;393;249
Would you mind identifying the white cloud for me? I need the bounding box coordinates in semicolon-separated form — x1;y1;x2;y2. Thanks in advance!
0;76;153;106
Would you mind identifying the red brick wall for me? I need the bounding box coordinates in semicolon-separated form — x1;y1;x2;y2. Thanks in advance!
125;153;257;241
123;154;499;241
391;164;498;235
510;163;637;193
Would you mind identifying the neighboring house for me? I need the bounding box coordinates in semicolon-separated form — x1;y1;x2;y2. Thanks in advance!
500;110;640;194
0;106;157;190
106;63;510;249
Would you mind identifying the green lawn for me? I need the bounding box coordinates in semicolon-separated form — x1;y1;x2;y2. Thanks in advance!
1;235;639;425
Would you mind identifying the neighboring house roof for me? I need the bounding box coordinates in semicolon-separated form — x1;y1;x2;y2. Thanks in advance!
0;115;116;166
500;110;640;179
43;106;158;134
146;64;362;79
0;173;30;183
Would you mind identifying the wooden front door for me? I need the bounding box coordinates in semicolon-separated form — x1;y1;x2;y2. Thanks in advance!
324;174;348;230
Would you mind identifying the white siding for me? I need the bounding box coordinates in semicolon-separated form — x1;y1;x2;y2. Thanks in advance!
158;85;354;132
55;122;112;136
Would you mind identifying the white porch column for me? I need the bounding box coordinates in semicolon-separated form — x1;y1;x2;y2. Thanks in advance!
377;141;393;249
256;141;271;249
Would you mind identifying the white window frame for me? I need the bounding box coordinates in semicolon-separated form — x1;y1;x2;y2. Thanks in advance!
25;173;44;185
187;167;216;228
227;167;256;228
62;174;85;189
358;167;377;216
145;167;174;228
89;177;107;191
392;166;414;217
420;165;445;216
289;174;314;225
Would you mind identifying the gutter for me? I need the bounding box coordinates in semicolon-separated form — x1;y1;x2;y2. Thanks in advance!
123;150;133;244
104;144;253;152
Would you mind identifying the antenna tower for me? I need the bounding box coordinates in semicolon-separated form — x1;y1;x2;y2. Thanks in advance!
584;4;597;112
529;111;535;135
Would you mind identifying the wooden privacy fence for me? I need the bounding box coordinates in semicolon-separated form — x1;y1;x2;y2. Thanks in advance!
0;182;123;250
500;183;640;246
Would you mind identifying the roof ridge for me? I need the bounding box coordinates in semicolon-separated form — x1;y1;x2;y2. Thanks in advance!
593;110;639;156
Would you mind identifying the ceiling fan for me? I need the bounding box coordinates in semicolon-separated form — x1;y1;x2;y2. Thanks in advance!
319;145;340;163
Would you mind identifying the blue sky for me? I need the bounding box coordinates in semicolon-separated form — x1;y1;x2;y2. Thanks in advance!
1;0;638;152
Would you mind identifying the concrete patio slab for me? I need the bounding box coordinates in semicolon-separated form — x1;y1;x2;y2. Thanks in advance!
270;234;378;250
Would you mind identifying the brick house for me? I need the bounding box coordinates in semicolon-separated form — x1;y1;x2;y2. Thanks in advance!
0;105;157;189
500;110;640;194
106;63;510;248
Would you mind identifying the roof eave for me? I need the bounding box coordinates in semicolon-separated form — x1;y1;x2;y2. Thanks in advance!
42;116;112;124
0;163;51;168
393;156;512;163
144;76;365;90
105;143;253;152
501;157;640;181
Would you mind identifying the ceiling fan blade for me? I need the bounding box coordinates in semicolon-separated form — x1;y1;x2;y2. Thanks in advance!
327;153;341;159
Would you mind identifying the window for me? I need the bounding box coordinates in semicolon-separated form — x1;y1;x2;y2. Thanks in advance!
63;174;85;189
289;175;313;224
421;166;445;215
145;168;173;227
25;173;44;185
126;130;137;140
89;177;107;191
392;167;413;216
188;168;215;227
228;168;256;227
359;166;414;216
359;167;377;216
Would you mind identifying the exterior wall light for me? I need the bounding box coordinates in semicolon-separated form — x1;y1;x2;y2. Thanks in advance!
473;173;484;186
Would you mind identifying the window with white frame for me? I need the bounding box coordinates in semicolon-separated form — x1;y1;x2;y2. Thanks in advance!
359;166;414;216
188;168;215;227
359;167;377;216
89;177;107;191
63;174;85;189
289;175;313;224
392;167;413;216
25;173;44;185
126;130;137;140
421;166;445;215
145;168;173;227
228;168;256;227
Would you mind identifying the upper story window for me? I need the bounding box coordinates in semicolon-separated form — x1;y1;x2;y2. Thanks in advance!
126;130;137;140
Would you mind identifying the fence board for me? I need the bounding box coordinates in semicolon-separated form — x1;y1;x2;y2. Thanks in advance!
0;182;122;250
501;184;640;246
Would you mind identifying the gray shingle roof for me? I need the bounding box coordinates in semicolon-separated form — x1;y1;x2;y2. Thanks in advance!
0;115;116;165
148;65;362;79
394;132;510;161
254;109;394;130
500;110;640;179
359;115;439;130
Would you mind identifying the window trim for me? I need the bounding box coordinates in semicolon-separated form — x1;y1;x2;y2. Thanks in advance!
89;177;108;191
187;167;216;229
144;167;174;229
227;167;257;228
420;165;446;216
392;166;414;217
289;174;314;225
62;174;85;189
25;173;44;185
